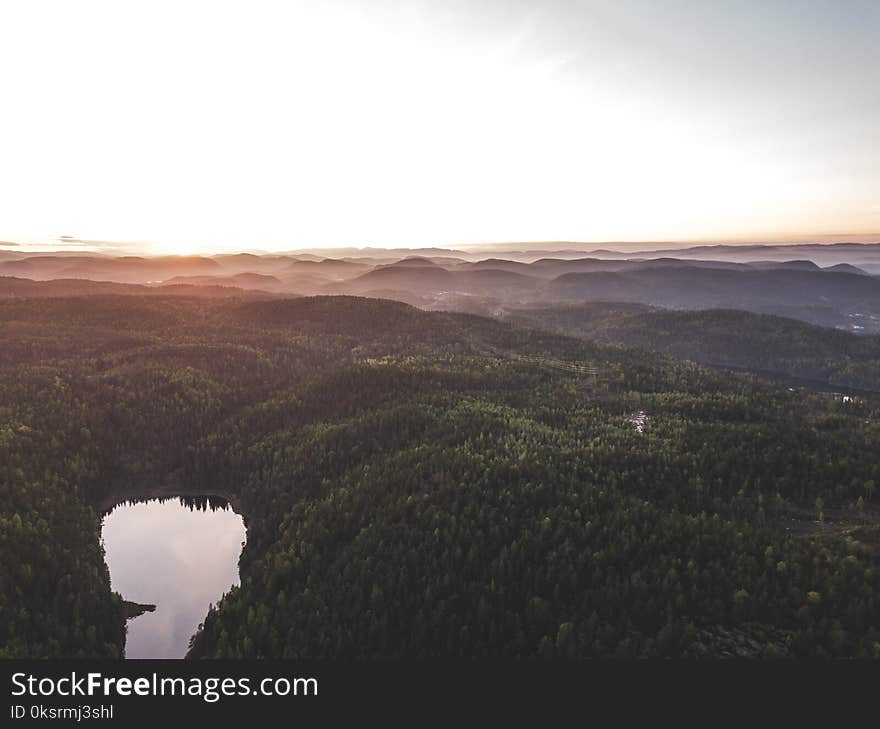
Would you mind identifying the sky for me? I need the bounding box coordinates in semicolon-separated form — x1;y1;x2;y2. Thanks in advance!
0;0;878;254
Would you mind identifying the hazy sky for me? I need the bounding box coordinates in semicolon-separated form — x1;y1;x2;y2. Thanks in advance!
1;0;878;253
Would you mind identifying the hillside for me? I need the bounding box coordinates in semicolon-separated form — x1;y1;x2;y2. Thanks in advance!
0;255;223;283
544;267;880;324
161;272;286;291
506;304;880;392
0;276;278;299
2;293;879;659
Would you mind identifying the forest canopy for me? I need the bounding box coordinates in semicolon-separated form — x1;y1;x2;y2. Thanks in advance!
1;294;879;659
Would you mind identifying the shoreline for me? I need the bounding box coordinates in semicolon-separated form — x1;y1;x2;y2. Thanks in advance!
93;480;245;521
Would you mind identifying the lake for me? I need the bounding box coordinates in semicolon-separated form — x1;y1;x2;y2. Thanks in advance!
101;496;246;659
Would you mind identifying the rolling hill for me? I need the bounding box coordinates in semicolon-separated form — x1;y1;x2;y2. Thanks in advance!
506;303;880;392
2;292;880;659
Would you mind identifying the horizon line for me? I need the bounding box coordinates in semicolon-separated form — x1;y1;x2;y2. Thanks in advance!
3;234;880;257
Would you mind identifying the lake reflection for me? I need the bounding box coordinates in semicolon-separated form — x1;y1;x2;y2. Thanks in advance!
102;497;246;659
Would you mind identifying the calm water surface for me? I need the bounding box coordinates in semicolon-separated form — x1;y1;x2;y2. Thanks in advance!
102;497;246;659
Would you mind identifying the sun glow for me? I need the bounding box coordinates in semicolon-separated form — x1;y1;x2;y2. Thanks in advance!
0;1;877;254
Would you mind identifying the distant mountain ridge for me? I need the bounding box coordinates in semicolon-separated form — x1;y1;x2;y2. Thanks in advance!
2;247;879;331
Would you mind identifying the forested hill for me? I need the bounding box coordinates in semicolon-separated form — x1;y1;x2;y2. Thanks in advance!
2;294;880;659
0;275;279;299
505;304;880;393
